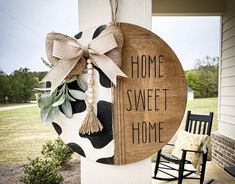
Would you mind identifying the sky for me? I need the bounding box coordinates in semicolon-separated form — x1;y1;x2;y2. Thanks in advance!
0;1;220;74
152;16;220;70
0;0;78;74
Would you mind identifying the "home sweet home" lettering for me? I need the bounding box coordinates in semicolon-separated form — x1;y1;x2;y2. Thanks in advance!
126;54;168;144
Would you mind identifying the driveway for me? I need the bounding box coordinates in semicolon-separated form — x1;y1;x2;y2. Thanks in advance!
0;104;37;111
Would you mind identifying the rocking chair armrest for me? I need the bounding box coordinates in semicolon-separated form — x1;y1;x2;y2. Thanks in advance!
181;149;203;153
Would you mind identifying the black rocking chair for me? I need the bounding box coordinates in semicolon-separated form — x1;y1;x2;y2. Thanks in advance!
152;111;214;184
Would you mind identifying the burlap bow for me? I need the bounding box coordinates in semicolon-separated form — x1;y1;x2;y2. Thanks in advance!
41;31;127;93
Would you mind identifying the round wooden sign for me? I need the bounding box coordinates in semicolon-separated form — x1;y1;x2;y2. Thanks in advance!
51;23;187;165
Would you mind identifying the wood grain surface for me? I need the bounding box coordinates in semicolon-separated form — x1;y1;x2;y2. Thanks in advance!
113;23;187;165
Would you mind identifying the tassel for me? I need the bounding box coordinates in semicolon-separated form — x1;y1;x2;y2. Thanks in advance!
79;105;103;135
79;58;103;135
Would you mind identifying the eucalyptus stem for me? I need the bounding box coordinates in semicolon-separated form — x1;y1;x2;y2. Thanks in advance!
38;78;87;123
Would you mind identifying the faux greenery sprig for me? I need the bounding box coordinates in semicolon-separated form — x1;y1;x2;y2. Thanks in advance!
36;58;88;123
37;77;87;123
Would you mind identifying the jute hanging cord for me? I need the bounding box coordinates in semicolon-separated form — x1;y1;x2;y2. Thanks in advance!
101;0;124;68
79;0;125;135
110;0;119;24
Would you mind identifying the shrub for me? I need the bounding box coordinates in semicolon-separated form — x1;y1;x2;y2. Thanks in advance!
21;157;63;184
41;138;73;165
21;138;73;184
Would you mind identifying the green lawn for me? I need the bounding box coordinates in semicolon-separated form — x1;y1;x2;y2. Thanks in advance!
182;97;218;132
0;107;57;165
0;98;218;165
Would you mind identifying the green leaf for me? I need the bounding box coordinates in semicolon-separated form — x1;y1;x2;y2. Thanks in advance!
66;93;76;102
51;83;67;106
40;106;58;123
68;89;87;100
53;92;62;102
47;107;58;122
41;57;52;68
52;94;65;107
40;106;51;122
61;99;72;118
77;77;87;91
38;95;53;109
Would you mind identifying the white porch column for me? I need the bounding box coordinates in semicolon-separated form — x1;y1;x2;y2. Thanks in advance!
78;0;152;184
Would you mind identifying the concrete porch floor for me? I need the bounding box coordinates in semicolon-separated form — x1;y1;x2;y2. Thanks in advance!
152;161;235;184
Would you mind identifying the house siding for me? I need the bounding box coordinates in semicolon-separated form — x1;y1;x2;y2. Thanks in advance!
219;0;235;139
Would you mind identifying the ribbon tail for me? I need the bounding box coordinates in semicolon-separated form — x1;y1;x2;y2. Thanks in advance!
91;55;127;86
40;59;78;94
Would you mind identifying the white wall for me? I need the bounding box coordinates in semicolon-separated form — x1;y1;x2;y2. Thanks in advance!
187;91;194;101
78;0;152;184
78;0;151;30
218;0;235;139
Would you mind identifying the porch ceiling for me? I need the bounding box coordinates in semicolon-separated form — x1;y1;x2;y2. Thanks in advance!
152;0;228;16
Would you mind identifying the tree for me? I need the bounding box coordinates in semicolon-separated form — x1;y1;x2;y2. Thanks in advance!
0;68;47;103
32;71;47;81
185;56;218;98
9;68;38;102
0;70;10;103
